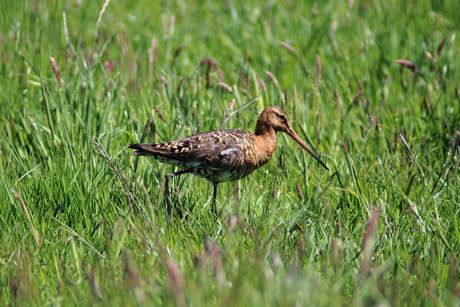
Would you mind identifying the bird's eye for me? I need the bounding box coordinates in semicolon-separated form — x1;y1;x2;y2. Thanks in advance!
279;115;285;122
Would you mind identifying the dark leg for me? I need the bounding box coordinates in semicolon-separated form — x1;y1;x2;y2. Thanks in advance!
212;183;218;215
165;169;193;218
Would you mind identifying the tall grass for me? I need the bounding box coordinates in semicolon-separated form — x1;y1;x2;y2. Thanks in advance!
1;0;459;305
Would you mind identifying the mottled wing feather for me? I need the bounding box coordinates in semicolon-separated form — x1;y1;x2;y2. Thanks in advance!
129;129;250;176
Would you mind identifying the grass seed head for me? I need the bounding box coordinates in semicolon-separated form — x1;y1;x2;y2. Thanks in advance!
353;89;364;104
265;70;279;87
437;37;446;56
316;55;322;86
259;77;266;91
50;56;62;85
26;116;37;130
216;82;233;93
394;129;399;154
200;58;223;87
214;62;224;82
295;183;302;202
421;136;428;147
386;136;393;154
154;105;167;123
278;41;298;56
376;116;381;134
103;60;116;73
425;51;433;62
224;98;235;118
294;222;304;233
149;118;156;143
396;59;419;74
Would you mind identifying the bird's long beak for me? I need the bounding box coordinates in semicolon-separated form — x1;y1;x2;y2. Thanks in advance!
286;129;329;171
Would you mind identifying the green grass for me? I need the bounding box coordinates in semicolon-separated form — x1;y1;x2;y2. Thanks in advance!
1;0;460;305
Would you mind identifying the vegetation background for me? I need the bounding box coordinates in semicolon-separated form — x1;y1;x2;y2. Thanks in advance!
1;0;459;305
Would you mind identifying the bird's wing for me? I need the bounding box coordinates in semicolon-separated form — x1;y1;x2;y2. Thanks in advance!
129;129;250;170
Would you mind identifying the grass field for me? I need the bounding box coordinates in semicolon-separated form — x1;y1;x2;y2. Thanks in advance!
1;0;459;305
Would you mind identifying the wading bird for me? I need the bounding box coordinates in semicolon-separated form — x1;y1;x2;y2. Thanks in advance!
129;106;329;216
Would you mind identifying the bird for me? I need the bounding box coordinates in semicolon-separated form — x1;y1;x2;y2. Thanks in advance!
129;106;329;216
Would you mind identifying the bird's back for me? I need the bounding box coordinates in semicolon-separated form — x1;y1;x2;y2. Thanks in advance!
129;128;259;183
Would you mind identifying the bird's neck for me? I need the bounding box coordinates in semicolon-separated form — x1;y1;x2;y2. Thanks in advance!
255;117;270;136
252;125;277;166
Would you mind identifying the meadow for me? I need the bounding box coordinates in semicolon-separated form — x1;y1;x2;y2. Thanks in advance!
1;0;459;305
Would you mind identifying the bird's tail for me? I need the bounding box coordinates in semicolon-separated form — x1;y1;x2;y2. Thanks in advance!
128;144;158;156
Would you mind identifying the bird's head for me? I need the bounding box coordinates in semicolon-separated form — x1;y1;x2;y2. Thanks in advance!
256;106;329;171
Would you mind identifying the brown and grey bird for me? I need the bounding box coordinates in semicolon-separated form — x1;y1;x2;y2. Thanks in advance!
129;106;329;216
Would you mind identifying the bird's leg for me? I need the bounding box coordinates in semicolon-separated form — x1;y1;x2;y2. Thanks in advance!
212;183;218;215
164;169;193;219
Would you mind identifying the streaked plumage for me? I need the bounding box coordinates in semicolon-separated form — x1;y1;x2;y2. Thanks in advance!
129;106;329;216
